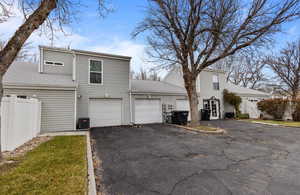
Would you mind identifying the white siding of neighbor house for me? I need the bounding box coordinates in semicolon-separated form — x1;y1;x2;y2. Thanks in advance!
75;54;131;125
164;69;226;118
42;49;73;75
3;88;75;132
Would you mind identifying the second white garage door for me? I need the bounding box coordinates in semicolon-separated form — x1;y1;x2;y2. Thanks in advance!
135;99;162;124
89;99;122;127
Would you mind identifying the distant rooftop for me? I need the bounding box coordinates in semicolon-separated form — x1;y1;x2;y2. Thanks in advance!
131;79;187;95
225;82;270;97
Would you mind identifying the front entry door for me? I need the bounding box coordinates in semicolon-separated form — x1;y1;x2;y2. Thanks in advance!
203;99;220;120
210;100;219;120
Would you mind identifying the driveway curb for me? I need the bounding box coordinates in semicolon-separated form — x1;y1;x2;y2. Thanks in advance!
170;124;226;134
86;131;97;195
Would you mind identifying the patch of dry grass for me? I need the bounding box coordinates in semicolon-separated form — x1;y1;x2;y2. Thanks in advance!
188;125;219;131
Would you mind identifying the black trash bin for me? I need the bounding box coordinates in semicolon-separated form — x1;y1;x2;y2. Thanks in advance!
201;109;211;120
225;112;235;119
77;118;90;129
171;111;189;125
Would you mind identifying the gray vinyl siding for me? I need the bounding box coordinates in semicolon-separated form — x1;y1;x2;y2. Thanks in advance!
75;54;131;125
132;94;187;122
43;49;73;75
3;88;75;132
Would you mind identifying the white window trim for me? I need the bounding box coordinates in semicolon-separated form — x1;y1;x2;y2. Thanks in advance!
88;59;103;85
44;60;64;66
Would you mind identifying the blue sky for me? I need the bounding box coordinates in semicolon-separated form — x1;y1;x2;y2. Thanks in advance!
1;0;300;72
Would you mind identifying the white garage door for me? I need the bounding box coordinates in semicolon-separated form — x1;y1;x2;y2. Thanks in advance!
135;99;162;124
244;100;261;119
176;99;191;120
89;99;122;127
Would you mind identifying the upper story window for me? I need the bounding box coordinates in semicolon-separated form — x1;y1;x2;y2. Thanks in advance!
212;74;220;90
44;60;64;66
89;60;103;84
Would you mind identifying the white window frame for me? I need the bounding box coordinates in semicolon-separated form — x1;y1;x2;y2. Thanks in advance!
88;59;103;85
44;60;64;66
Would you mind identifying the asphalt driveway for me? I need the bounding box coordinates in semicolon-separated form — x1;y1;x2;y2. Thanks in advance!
90;120;300;195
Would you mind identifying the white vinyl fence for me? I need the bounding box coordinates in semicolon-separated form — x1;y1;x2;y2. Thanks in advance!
1;95;41;151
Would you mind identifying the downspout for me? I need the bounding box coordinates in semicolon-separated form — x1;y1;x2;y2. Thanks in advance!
39;46;44;73
128;59;133;125
72;50;77;129
74;88;77;130
72;50;76;81
129;77;133;125
129;89;133;124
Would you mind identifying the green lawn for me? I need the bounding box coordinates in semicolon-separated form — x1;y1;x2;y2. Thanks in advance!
249;119;300;127
0;136;87;195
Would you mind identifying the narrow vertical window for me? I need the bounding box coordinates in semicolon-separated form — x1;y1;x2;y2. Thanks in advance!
212;74;219;90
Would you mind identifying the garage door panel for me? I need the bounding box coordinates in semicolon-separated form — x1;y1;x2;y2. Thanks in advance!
89;99;122;127
135;99;162;124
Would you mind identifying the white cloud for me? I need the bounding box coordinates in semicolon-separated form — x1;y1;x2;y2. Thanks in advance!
88;38;154;72
0;3;89;52
0;4;163;75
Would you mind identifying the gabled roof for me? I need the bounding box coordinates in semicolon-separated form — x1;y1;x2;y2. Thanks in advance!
131;79;187;95
225;82;270;97
3;61;76;88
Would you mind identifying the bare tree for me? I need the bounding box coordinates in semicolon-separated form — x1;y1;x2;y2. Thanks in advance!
133;0;300;126
264;40;300;100
0;0;108;159
132;68;161;81
227;53;268;89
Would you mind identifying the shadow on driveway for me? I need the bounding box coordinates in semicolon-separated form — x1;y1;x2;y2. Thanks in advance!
90;121;300;195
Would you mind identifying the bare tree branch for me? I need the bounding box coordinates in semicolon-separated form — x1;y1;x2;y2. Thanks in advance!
0;0;12;23
225;52;268;89
264;39;300;100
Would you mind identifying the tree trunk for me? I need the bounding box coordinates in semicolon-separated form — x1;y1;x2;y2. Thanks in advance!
183;72;200;127
0;74;3;160
0;0;57;160
0;0;57;74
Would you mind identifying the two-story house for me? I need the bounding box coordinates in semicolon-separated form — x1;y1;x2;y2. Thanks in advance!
4;46;131;132
163;68;271;119
3;46;270;133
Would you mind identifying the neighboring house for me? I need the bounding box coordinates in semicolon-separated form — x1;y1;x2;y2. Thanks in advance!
224;83;270;118
3;46;270;133
163;68;271;119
